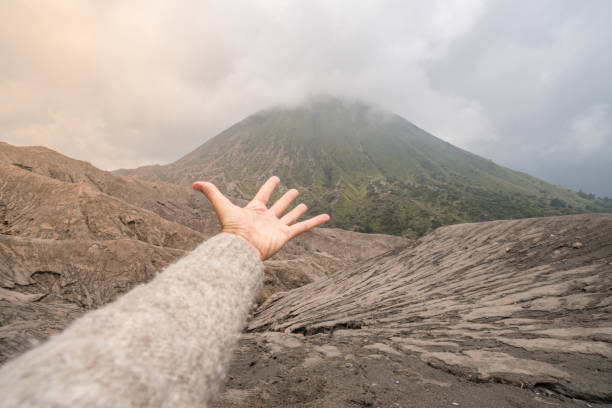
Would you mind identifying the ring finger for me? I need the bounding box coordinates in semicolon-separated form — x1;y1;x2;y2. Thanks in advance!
280;203;308;225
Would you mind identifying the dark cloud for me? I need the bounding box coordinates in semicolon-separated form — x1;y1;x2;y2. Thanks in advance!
426;0;612;196
1;1;610;195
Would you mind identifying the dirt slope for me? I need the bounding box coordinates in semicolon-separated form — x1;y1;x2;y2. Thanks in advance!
215;214;612;406
0;236;184;362
0;143;407;364
0;141;220;235
0;163;204;249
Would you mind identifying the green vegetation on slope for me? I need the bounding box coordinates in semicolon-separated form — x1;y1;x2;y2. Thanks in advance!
118;97;612;238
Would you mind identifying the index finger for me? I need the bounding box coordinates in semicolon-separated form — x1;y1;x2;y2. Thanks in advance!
192;181;233;218
252;176;280;206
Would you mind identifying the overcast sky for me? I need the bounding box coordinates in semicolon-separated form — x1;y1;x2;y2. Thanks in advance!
2;0;611;196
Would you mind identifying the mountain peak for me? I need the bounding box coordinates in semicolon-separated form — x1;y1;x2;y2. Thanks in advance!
255;95;402;129
116;101;611;237
265;95;370;111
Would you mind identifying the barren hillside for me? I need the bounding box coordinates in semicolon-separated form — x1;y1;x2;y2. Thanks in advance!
215;214;612;407
0;143;406;363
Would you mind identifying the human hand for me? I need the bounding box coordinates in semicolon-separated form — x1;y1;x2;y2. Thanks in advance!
193;176;330;260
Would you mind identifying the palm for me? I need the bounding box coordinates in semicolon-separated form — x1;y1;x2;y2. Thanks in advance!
193;177;330;260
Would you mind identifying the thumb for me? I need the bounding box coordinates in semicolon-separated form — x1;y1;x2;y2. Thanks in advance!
193;181;233;220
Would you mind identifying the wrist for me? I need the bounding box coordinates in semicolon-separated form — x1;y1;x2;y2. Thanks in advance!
222;230;264;260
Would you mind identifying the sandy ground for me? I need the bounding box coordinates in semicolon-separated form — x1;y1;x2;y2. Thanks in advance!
215;332;610;408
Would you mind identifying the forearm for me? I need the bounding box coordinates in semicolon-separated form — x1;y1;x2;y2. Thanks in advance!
0;233;263;407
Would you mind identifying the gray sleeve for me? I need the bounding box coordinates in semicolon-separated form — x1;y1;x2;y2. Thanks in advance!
0;233;264;408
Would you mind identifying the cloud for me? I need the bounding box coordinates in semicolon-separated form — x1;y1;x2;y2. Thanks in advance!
426;0;612;196
0;0;610;195
565;104;611;155
0;0;489;169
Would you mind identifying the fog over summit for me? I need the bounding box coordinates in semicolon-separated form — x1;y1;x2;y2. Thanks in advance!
1;0;611;195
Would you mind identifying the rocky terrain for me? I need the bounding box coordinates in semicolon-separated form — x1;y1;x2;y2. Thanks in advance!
0;143;407;363
215;214;612;407
2;139;611;406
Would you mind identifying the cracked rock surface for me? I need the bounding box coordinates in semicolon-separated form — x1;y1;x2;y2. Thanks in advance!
234;214;612;405
216;332;603;408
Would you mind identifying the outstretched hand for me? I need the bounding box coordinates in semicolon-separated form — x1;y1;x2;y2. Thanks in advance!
193;176;330;260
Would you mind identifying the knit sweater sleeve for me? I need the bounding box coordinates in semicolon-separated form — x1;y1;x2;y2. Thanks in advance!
0;233;264;408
